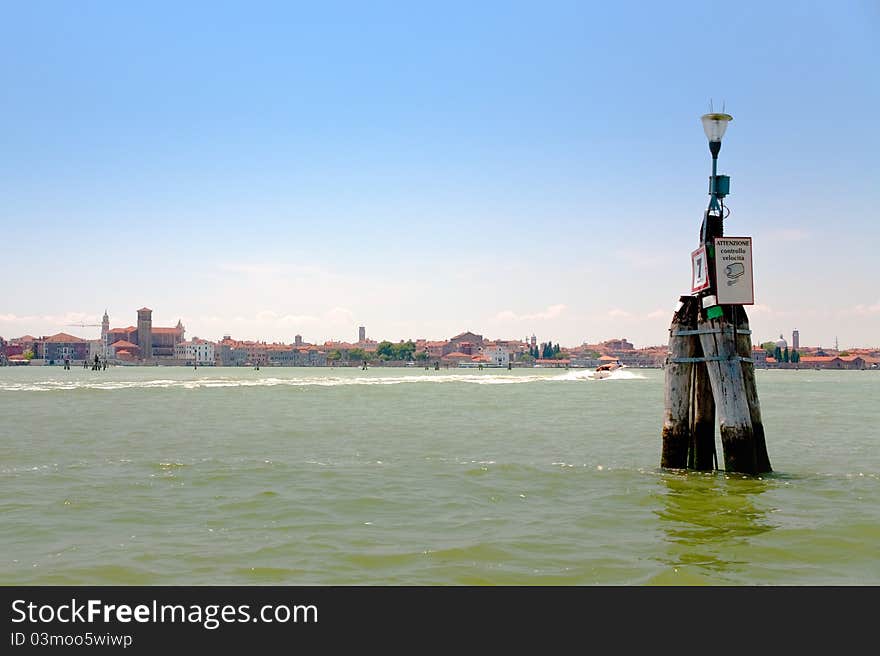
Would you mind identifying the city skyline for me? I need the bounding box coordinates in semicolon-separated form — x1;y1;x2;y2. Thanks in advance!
2;2;878;347
0;307;869;352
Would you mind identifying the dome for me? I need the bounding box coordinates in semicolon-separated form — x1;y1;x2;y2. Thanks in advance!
775;334;788;349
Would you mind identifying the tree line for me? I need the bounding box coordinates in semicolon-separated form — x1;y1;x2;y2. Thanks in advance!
529;342;564;359
760;341;800;363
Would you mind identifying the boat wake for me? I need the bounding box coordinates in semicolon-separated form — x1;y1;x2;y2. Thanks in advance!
551;368;646;382
1;369;647;392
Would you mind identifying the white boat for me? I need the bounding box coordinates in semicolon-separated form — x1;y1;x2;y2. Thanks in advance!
593;359;623;379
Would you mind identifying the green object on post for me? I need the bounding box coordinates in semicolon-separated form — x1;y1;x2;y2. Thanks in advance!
706;305;723;320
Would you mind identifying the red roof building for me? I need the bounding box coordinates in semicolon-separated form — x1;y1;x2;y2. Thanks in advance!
34;332;89;361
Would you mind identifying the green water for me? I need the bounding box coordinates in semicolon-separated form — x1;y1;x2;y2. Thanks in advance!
1;366;878;585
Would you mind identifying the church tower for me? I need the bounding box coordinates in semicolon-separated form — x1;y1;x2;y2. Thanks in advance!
137;307;153;361
101;310;110;356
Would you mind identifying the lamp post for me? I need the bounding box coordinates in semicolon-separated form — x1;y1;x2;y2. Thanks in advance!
700;112;733;246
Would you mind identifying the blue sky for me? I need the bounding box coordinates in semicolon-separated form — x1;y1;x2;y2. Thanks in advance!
2;1;878;347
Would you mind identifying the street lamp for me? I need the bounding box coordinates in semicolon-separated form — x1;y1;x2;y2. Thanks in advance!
701;112;732;216
697;110;734;318
702;112;732;146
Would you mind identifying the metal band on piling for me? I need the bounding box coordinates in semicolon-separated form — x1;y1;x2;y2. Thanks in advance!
671;328;752;336
670;356;754;364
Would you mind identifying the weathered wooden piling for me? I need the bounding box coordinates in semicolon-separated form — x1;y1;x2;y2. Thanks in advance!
697;307;760;473
689;358;716;471
733;305;771;472
661;296;698;469
661;295;717;471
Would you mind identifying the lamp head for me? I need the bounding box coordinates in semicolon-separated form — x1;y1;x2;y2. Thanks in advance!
701;112;733;143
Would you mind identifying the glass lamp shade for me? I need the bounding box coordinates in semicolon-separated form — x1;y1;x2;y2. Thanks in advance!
701;113;733;142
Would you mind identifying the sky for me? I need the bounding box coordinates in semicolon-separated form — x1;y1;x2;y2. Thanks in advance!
2;1;879;348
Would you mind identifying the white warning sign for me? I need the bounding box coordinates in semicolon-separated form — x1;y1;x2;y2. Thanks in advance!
714;236;754;305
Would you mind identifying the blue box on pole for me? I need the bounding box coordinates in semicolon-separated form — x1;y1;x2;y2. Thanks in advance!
709;175;730;198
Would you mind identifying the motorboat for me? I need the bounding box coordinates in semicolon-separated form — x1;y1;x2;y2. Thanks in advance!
593;359;623;379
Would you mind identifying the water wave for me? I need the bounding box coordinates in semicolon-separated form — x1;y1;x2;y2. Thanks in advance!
0;369;647;392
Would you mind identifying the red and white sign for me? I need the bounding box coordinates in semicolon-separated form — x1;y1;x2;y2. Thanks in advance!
691;245;710;293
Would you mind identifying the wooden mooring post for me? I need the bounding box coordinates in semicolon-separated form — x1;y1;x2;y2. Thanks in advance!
660;296;697;469
660;111;771;475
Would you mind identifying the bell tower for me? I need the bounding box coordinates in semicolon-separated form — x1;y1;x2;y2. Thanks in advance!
101;310;110;356
137;307;153;361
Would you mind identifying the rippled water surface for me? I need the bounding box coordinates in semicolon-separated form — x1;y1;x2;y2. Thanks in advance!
1;365;878;585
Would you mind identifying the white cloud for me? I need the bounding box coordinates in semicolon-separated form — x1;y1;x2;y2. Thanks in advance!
325;307;356;324
0;312;100;327
606;308;633;319
280;314;320;324
853;301;880;316
180;305;361;344
604;308;671;321
494;304;567;322
254;310;320;324
0;312;106;340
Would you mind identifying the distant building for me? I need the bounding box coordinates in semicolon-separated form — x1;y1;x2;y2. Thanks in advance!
602;338;635;354
480;344;510;367
445;331;484;355
34;333;89;363
792;329;800;351
11;335;37;353
798;355;878;370
418;340;447;359
358;326;366;343
105;308;185;361
175;339;215;365
299;347;327;366
617;347;666;367
441;351;473;365
266;345;297;366
111;339;140;359
152;320;185;358
211;335;328;367
752;345;768;364
215;336;236;366
491;339;528;361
